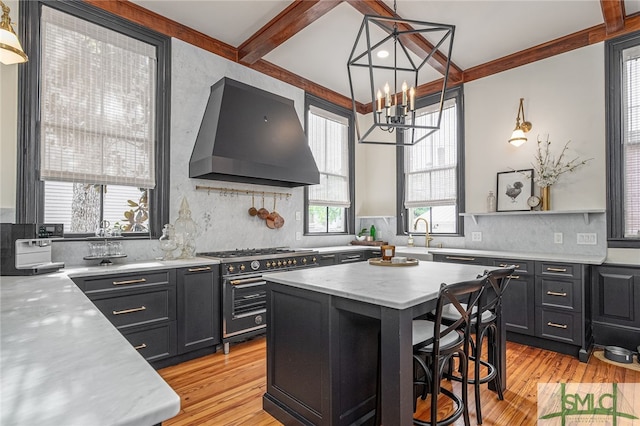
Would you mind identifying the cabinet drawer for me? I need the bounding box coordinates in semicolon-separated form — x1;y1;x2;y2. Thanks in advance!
122;321;177;362
92;289;174;329
433;254;487;265
77;270;173;294
536;262;581;279
538;277;581;311
535;308;581;345
338;252;364;263
490;258;534;275
318;253;337;266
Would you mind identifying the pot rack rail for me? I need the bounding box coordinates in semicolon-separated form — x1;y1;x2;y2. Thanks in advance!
195;185;291;200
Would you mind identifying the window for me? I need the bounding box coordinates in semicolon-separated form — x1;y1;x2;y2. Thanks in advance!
304;95;355;234
18;1;170;237
606;33;640;247
397;86;464;236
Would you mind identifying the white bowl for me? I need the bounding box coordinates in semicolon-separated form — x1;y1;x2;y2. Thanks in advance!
355;235;366;241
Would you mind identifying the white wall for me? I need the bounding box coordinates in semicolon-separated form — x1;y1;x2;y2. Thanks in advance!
0;0;19;222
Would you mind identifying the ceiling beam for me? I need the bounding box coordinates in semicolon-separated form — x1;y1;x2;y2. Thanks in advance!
238;0;342;65
344;0;463;83
600;0;625;34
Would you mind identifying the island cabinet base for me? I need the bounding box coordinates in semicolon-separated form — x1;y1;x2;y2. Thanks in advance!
264;282;380;426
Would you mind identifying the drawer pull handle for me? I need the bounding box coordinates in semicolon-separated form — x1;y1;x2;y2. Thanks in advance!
547;291;567;297
547;321;568;329
446;256;476;261
500;264;520;268
134;343;147;350
113;278;147;286
507;275;520;279
188;266;212;272
113;306;146;315
321;254;336;259
546;267;567;273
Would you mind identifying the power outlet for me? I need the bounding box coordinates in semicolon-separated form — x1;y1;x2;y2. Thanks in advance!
295;231;302;241
554;233;563;244
295;211;301;221
577;233;597;245
471;231;482;242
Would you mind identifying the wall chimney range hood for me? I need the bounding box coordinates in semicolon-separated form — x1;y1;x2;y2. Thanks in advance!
189;77;320;187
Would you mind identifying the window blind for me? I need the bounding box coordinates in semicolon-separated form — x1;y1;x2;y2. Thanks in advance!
307;105;351;207
39;6;157;188
622;47;640;237
404;99;457;208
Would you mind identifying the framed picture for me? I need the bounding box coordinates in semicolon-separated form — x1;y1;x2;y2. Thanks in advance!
496;169;533;212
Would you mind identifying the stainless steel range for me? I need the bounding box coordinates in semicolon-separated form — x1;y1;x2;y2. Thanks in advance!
198;248;319;354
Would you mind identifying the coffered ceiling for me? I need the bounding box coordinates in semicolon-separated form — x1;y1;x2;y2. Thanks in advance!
92;0;640;112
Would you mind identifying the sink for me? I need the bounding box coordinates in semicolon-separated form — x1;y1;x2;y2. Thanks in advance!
394;246;433;261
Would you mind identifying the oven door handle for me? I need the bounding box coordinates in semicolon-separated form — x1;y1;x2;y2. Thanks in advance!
229;277;266;286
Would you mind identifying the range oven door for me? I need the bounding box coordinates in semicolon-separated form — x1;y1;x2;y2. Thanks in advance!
222;273;267;339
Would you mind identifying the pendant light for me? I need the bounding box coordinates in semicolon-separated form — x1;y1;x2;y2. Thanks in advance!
347;0;454;145
0;0;27;65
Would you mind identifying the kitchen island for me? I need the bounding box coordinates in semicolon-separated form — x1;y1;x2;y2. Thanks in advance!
263;260;497;426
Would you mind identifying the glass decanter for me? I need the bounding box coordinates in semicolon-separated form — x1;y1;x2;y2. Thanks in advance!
158;224;178;260
174;197;198;259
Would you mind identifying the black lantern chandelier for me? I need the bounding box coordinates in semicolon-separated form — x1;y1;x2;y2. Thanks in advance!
347;2;454;145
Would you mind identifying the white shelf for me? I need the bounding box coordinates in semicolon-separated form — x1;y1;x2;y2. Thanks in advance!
357;215;395;226
460;209;605;225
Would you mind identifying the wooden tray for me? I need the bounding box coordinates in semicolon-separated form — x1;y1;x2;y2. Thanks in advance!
368;257;419;267
350;240;389;246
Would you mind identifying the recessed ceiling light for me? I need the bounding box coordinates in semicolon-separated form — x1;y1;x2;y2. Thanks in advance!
377;50;389;59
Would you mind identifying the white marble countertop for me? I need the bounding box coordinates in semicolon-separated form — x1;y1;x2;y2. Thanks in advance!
0;259;218;425
266;260;491;310
65;257;220;278
425;247;606;265
309;245;606;265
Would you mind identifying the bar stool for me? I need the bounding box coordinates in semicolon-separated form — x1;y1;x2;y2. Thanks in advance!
412;276;486;426
441;266;515;424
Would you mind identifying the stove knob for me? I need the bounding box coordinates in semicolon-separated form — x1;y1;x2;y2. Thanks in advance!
240;264;246;271
302;257;307;264
287;260;292;265
277;261;282;267
266;262;271;268
228;265;235;273
312;257;317;263
292;259;297;265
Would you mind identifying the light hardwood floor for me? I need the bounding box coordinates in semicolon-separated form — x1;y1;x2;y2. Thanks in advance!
159;337;640;426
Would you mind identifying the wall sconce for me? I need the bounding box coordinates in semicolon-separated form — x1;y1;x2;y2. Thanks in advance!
508;98;532;147
0;0;28;65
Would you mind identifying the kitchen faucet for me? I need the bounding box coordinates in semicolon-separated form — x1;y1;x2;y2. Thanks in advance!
413;218;433;248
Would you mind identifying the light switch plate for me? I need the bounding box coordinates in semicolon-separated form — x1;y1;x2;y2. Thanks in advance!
471;231;482;242
554;233;563;244
295;211;301;221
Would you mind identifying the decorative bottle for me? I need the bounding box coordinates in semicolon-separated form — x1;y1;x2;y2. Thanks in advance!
369;224;376;241
487;191;497;213
174;197;198;259
158;224;178;260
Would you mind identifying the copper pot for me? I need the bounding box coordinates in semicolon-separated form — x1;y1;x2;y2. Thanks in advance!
266;196;284;229
257;194;269;219
248;194;258;217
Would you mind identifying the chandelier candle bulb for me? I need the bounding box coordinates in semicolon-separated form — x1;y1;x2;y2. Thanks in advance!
377;90;382;112
409;87;415;111
402;81;408;105
384;83;391;107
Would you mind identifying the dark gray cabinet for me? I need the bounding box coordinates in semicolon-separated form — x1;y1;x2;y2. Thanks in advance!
318;253;338;266
534;261;587;348
177;264;220;354
72;270;177;362
591;265;640;351
317;250;368;266
491;258;535;336
433;253;591;360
